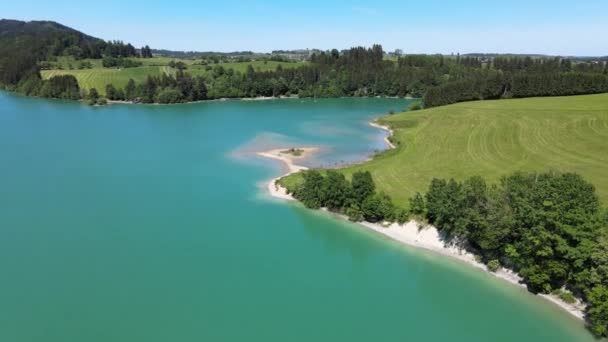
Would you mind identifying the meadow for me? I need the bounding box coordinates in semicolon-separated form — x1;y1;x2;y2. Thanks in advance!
40;57;305;95
280;94;608;207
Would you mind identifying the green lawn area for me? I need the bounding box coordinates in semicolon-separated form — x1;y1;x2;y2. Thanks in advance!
41;66;165;94
40;57;306;95
280;94;608;207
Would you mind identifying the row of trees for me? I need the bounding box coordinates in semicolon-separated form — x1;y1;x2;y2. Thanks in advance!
98;71;208;104
424;72;608;108
410;172;608;337
14;73;80;100
289;168;608;336
141;45;153;58
423;56;608;108
101;57;143;68
291;170;408;224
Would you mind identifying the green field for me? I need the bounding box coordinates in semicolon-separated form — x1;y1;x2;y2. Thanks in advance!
40;57;306;95
280;94;608;207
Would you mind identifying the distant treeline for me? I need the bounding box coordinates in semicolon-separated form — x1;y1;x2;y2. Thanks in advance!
2;19;608;106
424;57;608;108
411;172;608;337
101;56;143;68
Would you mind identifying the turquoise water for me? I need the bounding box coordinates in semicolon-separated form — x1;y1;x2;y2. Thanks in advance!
0;92;594;341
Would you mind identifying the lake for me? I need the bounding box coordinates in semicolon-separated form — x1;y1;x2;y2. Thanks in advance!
0;92;594;341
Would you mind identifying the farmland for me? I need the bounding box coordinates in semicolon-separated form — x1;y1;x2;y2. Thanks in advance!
40;57;306;95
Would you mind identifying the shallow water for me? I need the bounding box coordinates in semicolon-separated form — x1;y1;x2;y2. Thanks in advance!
0;92;594;341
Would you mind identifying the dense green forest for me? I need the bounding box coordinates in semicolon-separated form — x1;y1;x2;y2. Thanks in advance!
1;19;607;105
292;168;608;337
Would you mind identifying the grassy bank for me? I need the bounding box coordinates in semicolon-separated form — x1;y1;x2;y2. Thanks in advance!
40;57;306;95
280;93;608;207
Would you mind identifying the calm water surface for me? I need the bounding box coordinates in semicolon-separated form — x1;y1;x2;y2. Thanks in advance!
0;92;594;341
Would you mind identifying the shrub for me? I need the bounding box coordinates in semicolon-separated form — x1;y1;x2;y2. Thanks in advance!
552;289;577;304
346;204;364;222
487;260;501;272
395;209;409;224
408;101;422;111
156;87;183;104
362;192;394;223
409;192;426;216
88;88;99;101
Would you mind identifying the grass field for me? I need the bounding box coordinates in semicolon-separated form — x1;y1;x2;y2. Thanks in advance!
280;94;608;207
40;57;306;95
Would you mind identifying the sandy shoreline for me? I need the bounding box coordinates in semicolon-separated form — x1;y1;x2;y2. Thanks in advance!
257;147;319;201
256;121;587;322
369;121;396;149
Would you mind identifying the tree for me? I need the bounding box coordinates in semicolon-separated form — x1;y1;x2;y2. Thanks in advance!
105;84;117;100
125;78;136;100
586;286;608;337
362;192;394;223
409;192;426;216
297;170;325;209
351;171;375;205
156;87;183;104
321;170;350;211
88;88;99;100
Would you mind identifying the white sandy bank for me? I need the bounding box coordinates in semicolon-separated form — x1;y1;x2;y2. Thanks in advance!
257;147;319;201
369;121;396;149
256;123;586;321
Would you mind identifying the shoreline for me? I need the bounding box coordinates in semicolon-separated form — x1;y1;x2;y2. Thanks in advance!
256;121;587;322
256;147;319;201
368;121;396;149
0;90;414;107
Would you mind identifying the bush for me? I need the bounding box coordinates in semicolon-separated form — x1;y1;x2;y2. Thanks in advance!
487;260;501;272
551;290;577;304
155;87;183;104
408;101;422;111
395;209;409;224
409;192;426;216
102;57;142;68
346;204;364;222
88;88;99;101
362;192;394;223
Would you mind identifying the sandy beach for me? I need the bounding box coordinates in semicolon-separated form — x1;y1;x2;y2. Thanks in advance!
257;147;319;201
256;122;587;322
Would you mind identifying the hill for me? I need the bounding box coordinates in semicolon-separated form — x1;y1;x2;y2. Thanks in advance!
280;93;608;207
0;19;102;84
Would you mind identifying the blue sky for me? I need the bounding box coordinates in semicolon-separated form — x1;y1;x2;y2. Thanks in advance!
4;0;607;55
